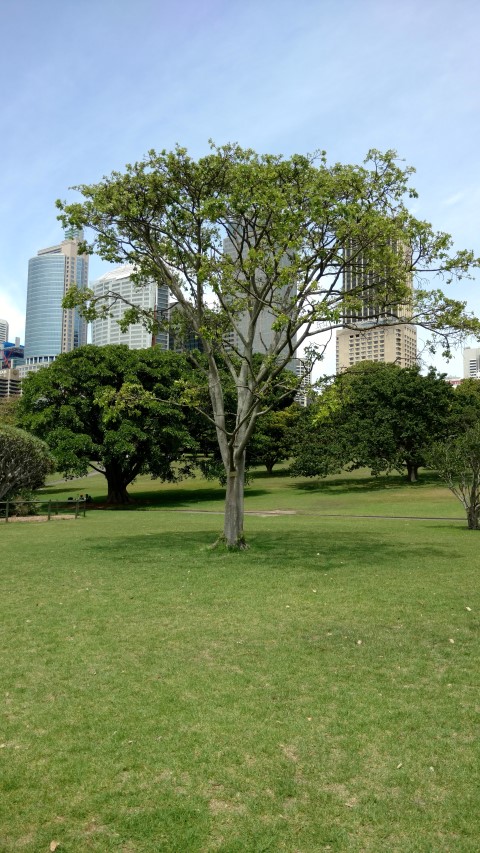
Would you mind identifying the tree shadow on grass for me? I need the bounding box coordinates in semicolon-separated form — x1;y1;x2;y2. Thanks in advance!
291;471;443;495
111;486;269;509
38;484;269;508
85;526;456;568
127;486;226;508
36;485;90;497
249;467;292;480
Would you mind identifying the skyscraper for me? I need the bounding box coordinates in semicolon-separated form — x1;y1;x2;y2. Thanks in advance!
0;319;8;343
24;230;88;366
335;243;417;372
222;236;297;359
221;236;310;403
91;265;169;350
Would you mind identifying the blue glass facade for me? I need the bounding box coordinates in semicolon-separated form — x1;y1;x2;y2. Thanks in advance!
24;254;65;361
24;234;88;363
73;256;88;347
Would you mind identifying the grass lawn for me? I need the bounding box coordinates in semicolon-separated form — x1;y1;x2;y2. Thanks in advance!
1;473;478;851
40;465;465;520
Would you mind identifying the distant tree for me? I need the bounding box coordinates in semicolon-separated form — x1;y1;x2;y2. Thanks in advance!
427;425;480;529
249;404;302;474
451;378;480;429
290;404;349;479
18;345;196;504
0;425;53;501
58;143;480;546
292;363;455;482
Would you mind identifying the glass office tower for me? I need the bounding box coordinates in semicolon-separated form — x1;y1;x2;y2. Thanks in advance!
24;232;88;365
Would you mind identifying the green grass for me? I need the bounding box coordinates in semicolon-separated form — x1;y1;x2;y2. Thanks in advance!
1;474;478;851
40;464;465;519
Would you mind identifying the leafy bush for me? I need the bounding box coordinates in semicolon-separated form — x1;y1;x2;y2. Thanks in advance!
0;425;53;501
10;491;39;517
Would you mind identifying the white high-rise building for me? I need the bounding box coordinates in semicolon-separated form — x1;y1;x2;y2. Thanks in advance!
91;265;169;350
463;347;480;379
0;319;8;343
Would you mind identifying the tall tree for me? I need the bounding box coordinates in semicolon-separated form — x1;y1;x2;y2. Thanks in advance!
19;345;195;504
58;144;479;546
292;363;456;482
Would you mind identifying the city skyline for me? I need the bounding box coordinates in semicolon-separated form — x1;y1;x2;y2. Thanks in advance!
1;0;479;378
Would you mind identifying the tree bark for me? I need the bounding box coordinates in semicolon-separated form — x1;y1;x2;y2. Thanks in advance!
206;351;258;549
467;505;480;530
466;475;480;529
406;461;418;483
105;470;131;505
223;449;247;548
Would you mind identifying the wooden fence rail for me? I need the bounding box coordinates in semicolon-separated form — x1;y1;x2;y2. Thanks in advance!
1;498;86;523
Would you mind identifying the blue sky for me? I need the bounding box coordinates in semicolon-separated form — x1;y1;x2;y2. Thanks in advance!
1;0;479;376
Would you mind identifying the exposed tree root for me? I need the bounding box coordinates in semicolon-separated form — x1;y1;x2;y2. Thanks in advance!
208;534;249;551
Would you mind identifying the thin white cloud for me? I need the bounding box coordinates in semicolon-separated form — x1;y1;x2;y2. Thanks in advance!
442;191;467;207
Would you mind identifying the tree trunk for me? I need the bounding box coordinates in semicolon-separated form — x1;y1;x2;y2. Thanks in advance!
105;470;131;505
223;449;247;549
467;505;480;530
206;352;256;549
406;461;418;483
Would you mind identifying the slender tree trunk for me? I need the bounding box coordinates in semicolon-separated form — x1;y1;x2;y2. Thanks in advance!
467;505;479;530
206;352;256;549
467;479;480;529
223;449;247;548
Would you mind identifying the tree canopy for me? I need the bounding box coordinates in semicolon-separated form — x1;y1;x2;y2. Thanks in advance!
19;345;196;504
0;396;20;426
427;424;480;530
292;363;455;482
423;378;480;529
249;404;302;475
451;378;480;429
58;143;480;545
